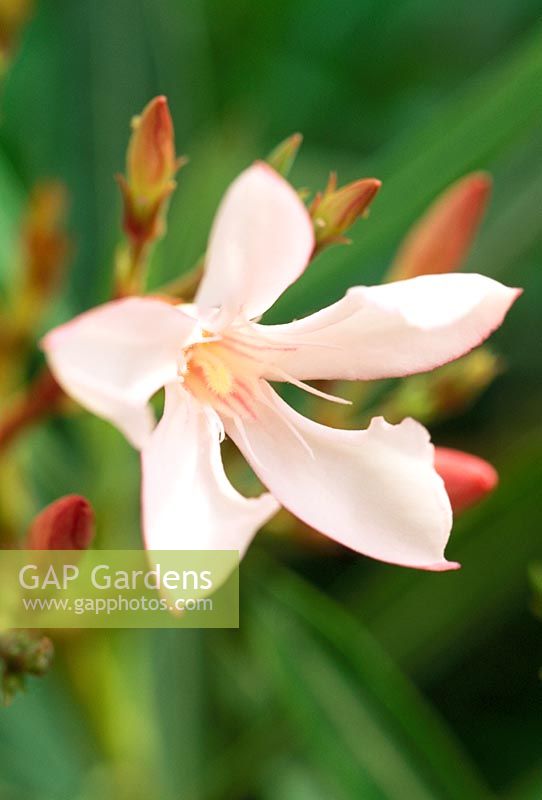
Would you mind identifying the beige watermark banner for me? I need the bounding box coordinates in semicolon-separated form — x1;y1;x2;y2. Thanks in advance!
0;550;239;628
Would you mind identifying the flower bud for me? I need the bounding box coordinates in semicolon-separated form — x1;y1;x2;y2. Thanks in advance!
311;174;381;254
119;95;183;250
266;133;303;178
0;631;53;705
380;348;501;425
0;631;53;676
27;494;95;551
127;96;177;205
434;447;498;513
389;172;491;281
22;181;69;298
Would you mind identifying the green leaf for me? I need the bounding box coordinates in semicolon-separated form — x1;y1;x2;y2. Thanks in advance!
247;557;494;800
0;668;95;798
269;27;542;321
0;149;24;287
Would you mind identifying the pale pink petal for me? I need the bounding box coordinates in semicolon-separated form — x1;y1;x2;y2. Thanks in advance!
42;298;196;448
434;447;498;513
225;384;456;570
141;383;279;556
195;162;314;329
251;273;520;381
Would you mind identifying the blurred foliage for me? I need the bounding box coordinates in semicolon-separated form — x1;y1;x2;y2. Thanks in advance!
0;1;541;799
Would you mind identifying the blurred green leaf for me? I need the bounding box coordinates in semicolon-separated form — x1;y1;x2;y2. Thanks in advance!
270;27;542;321
260;757;333;800
247;556;493;800
0;148;24;286
152;630;207;800
506;770;542;800
0;669;96;798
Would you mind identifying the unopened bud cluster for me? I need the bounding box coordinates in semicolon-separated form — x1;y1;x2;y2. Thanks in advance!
379;349;501;426
0;631;53;705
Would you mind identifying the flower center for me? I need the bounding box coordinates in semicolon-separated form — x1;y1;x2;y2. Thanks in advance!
186;341;235;396
180;335;262;419
179;327;350;423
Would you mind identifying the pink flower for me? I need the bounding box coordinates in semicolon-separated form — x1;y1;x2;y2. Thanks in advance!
42;163;520;571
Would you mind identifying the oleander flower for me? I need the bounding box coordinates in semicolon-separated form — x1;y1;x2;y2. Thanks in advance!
42;163;520;571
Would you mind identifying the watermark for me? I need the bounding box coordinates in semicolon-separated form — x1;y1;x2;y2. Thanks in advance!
0;550;239;628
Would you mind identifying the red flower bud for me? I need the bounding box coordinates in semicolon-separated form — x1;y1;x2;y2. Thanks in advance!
27;495;95;550
117;96;183;266
434;447;498;513
389;173;491;281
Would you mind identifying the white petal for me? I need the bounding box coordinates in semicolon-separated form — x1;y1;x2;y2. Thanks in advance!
141;384;278;558
42;298;196;448
195;162;314;329
225;384;456;570
252;273;520;381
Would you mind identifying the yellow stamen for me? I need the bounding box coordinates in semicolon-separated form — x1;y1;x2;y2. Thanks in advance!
185;342;234;397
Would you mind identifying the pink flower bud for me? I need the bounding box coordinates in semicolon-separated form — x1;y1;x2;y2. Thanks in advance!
127;96;177;204
434;447;498;513
311;175;381;253
389;173;491;280
27;495;95;550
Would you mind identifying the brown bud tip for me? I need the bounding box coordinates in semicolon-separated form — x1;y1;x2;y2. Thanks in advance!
312;177;381;253
27;495;95;550
127;95;177;204
389;172;492;281
434;447;498;513
337;178;381;225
